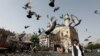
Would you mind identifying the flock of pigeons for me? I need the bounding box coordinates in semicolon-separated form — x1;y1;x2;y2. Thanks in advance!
22;1;41;19
84;28;92;41
22;0;96;36
23;0;60;20
22;0;59;35
84;9;100;41
21;0;100;42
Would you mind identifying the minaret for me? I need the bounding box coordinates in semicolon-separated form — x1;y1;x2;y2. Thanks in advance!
64;14;70;27
61;14;71;53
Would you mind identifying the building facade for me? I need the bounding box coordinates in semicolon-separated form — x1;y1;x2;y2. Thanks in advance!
53;14;79;53
39;14;79;53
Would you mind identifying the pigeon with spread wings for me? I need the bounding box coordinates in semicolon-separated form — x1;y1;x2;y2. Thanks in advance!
23;2;31;10
45;20;57;35
70;14;81;27
35;14;41;20
27;10;36;18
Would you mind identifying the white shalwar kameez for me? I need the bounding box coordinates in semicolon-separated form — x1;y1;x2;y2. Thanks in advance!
72;45;82;56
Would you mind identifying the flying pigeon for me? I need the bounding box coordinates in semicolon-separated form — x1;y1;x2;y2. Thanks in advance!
54;7;60;12
38;28;42;34
73;20;81;27
71;14;82;27
23;2;31;10
49;0;55;7
94;10;100;14
35;14;41;20
84;38;88;41
27;10;35;18
45;20;57;35
24;26;30;29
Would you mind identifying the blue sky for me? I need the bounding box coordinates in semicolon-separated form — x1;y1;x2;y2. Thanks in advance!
0;0;100;43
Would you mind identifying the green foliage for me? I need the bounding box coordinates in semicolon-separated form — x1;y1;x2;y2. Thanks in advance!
86;44;94;50
30;34;39;46
86;43;100;49
93;44;100;49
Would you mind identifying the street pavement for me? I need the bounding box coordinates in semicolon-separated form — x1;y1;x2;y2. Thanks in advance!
0;51;100;56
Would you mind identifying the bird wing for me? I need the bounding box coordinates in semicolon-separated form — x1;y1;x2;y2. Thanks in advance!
71;14;81;27
45;20;56;35
71;14;79;24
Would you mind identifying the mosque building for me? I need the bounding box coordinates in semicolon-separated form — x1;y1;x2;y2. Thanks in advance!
39;14;80;53
52;14;79;53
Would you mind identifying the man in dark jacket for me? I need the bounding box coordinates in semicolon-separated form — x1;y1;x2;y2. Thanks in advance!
72;39;84;56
